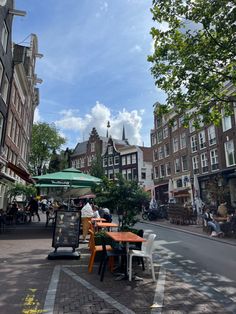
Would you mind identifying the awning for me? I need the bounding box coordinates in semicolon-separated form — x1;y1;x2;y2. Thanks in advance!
7;162;34;184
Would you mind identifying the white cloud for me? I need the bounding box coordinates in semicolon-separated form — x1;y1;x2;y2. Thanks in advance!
55;101;144;145
33;108;41;123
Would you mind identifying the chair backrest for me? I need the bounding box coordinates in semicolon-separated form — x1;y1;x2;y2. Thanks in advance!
143;233;156;256
89;230;95;250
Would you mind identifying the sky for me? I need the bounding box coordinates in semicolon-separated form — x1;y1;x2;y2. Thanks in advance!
13;0;166;149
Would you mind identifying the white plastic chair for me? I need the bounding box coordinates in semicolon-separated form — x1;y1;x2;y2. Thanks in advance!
128;233;156;281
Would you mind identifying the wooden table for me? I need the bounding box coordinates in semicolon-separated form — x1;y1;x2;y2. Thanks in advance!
91;217;106;222
97;222;118;230
106;231;145;279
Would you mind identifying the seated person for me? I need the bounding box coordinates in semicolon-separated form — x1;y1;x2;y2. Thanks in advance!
217;200;228;218
92;205;100;218
103;208;112;222
203;208;224;237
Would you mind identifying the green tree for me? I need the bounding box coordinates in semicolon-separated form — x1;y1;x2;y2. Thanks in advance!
148;0;236;125
92;174;149;227
48;149;61;173
89;154;105;179
29;122;66;175
7;183;37;202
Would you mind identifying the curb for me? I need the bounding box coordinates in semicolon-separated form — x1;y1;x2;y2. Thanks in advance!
140;219;236;247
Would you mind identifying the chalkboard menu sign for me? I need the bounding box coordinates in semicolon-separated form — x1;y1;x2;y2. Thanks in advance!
52;210;80;251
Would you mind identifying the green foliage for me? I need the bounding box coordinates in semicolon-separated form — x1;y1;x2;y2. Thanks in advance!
48;148;73;173
148;0;236;124
29;122;66;175
92;174;149;228
7;183;37;201
89;154;105;179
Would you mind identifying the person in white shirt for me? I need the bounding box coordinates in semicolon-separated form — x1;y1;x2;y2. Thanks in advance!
92;205;100;218
81;200;94;243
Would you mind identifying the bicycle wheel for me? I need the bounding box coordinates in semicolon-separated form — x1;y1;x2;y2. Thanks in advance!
142;213;148;220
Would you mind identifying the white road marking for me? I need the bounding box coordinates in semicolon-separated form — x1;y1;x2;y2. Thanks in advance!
151;266;166;314
63;267;136;314
43;265;61;314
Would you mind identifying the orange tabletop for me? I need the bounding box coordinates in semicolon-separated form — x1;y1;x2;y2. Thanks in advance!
97;222;118;228
106;231;145;243
91;217;106;222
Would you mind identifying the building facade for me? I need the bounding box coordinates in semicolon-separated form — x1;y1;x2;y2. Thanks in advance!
0;2;42;210
151;102;236;209
71;127;154;190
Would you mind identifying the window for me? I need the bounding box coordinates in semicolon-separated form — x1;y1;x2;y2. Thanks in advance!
191;135;197;152
181;155;188;171
210;149;219;170
160;164;165;177
155;116;162;128
81;158;85;168
157;130;163;143
174;158;180;173
131;154;136;164
225;140;235;167
192;156;199;174
154;166;158;179
108;170;114;180
1;74;9;103
158;146;164;159
122;169;127;180
180;132;186;149
126;155;131;165
108;156;113;166
127;169;132;180
189;119;195;133
164;143;170;157
0;112;3;143
108;146;113;154
198;131;206;149
122;156;126;165
91;142;95;152
163;126;168;139
176;178;183;188
153;149;158;161
1;22;8;52
114;155;119;165
151;134;156;146
208;125;216;145
87;155;92;166
165;162;171;176
141;172;146;180
179;116;184;127
172;120;178;131
173;136;179;152
222;113;232;132
201;153;208;173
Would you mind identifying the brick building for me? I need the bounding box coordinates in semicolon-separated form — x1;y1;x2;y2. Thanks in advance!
151;99;236;209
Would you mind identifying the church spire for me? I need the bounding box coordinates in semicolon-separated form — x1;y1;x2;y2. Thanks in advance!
122;125;126;141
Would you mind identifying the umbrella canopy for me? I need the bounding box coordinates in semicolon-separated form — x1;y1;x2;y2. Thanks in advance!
33;167;102;188
193;174;204;214
168;178;176;203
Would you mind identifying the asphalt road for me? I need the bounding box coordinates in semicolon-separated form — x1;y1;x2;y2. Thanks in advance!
138;221;236;280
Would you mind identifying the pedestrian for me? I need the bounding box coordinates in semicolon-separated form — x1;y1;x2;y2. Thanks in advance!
27;197;40;222
81;199;94;243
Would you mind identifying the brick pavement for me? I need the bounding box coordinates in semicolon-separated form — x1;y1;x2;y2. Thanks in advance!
0;213;235;314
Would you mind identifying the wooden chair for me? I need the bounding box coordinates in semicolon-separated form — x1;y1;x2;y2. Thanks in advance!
88;230;113;273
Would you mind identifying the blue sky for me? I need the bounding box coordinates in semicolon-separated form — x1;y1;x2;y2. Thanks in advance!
13;0;166;148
